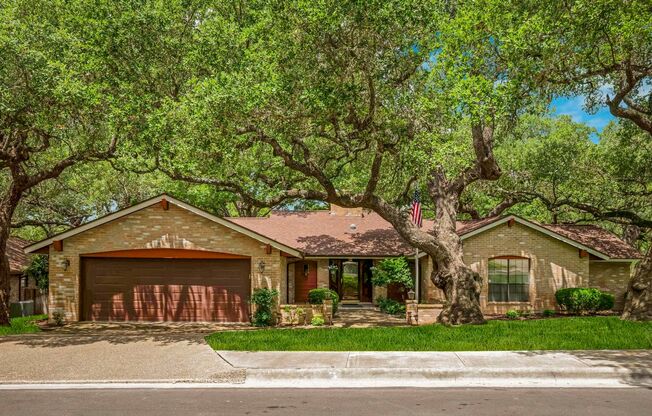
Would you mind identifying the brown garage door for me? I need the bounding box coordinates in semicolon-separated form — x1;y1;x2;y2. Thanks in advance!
81;258;250;322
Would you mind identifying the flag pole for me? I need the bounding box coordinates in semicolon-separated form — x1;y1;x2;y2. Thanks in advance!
415;248;420;303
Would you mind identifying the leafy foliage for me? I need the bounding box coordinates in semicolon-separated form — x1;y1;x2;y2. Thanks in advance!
555;288;615;315
371;257;414;289
307;288;339;314
505;310;519;320
376;297;406;316
250;288;278;327
23;255;48;292
310;315;325;327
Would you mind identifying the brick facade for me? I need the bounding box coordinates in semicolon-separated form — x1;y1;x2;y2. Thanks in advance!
462;222;590;314
588;261;632;310
48;203;285;322
44;199;634;321
419;222;622;314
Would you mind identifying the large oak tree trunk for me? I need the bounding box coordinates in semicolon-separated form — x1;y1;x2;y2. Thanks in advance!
621;247;652;321
430;192;485;325
0;235;11;326
0;190;22;326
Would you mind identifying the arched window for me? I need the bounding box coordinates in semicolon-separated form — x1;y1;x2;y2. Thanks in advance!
488;256;530;302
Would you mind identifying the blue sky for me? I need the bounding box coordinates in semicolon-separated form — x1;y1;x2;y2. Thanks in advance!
550;96;614;140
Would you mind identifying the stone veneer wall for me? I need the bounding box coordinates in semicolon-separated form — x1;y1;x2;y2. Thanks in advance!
588;261;633;311
48;203;285;321
316;260;330;288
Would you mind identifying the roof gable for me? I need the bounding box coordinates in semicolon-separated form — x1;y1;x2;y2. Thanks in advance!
458;215;641;260
23;195;302;257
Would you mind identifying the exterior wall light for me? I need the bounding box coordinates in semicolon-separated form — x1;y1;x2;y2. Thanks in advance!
63;258;71;271
257;260;266;273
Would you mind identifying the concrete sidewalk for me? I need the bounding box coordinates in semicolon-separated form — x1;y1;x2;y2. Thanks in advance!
218;350;652;388
0;332;244;384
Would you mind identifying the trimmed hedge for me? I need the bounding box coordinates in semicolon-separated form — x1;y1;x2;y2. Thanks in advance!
376;296;406;316
555;288;614;314
307;288;340;314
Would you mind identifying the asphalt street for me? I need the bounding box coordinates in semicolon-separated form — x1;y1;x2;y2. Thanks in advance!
1;388;651;415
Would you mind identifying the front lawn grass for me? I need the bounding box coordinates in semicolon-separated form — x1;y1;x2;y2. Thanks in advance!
0;314;47;336
206;317;652;351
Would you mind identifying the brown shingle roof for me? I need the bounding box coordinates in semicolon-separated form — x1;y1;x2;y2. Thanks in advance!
230;211;415;257
539;223;642;260
229;212;641;259
6;237;30;273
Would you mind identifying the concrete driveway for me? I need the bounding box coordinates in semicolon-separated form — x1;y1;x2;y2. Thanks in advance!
0;324;245;384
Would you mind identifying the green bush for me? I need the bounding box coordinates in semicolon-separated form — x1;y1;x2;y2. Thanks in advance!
555;288;614;315
311;315;325;326
598;292;615;311
51;311;65;326
543;309;556;317
371;257;414;289
376;296;406;316
518;310;531;318
307;288;339;314
251;288;279;327
505;310;519;320
24;255;49;292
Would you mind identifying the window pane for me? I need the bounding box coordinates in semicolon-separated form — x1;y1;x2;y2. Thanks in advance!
508;284;529;301
489;283;508;302
489;259;509;284
488;258;530;302
509;259;529;284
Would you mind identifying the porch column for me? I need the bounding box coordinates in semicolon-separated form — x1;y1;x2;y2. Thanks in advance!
316;260;330;288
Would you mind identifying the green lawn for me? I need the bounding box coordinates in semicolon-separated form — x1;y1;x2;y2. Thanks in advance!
206;317;652;351
0;314;47;336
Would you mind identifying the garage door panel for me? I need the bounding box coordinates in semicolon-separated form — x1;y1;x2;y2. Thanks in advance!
82;258;250;322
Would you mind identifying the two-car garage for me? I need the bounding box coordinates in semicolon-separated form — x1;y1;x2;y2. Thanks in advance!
24;195;300;323
81;257;251;322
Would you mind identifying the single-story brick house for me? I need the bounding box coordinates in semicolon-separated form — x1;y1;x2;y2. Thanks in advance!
24;194;640;322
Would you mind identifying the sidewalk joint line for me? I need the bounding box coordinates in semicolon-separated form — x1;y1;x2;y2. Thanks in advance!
214;351;235;368
454;352;468;367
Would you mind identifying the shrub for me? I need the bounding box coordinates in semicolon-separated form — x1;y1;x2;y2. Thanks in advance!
251;288;279;327
376;296;406;316
311;315;325;326
505;310;519;320
598;293;615;311
518;310;531;318
51;310;65;326
543;309;556;317
555;288;614;314
24;255;49;292
307;288;340;314
371;257;414;289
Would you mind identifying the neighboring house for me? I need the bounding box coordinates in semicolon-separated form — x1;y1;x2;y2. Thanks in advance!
24;195;640;322
6;236;34;303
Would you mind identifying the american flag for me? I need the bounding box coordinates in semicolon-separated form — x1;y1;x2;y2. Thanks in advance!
411;189;422;228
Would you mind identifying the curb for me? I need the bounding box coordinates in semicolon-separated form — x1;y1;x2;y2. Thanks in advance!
243;367;652;388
